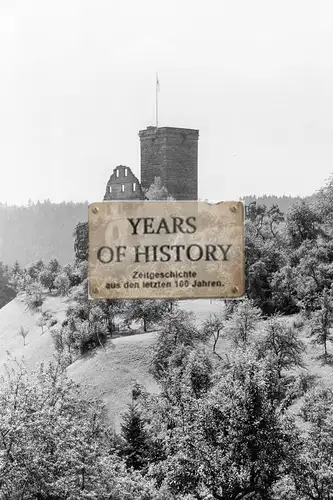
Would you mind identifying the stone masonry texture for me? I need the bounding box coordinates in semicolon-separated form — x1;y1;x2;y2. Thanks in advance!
139;126;199;201
104;165;145;201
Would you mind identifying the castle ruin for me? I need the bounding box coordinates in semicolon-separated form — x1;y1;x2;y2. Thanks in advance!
104;126;199;202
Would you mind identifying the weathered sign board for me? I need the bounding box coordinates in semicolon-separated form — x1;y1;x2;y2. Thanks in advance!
88;201;245;300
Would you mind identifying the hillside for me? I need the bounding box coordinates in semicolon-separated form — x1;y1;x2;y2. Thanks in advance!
67;332;160;431
0;178;331;498
0;201;88;266
0;293;222;429
2;292;333;432
0;292;68;374
241;193;317;212
0;195;312;268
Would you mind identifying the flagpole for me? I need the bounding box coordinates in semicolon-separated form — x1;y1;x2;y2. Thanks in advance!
156;73;159;129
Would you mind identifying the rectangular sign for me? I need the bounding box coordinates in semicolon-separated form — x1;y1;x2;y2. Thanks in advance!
88;201;244;300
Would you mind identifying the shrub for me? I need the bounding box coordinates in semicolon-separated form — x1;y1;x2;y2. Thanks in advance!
54;272;70;296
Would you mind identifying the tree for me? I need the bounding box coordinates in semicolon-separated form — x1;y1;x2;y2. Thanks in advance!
145;176;174;201
12;260;21;275
285;387;333;500
183;348;214;399
286;200;323;249
266;204;285;238
142;351;296;499
86;305;109;350
73;221;88;262
246;201;268;235
150;309;201;381
0;262;16;309
18;325;29;346
25;259;45;281
54;272;70;296
39;268;56;291
51;326;66;360
62;262;83;287
8;260;23;293
121;402;149;471
246;201;284;241
57;285;112;356
37;308;54;335
0;360;159;499
47;257;61;274
123;300;168;332
10;268;33;293
271;265;299;315
97;298;126;336
161;299;178;314
309;287;333;359
201;311;225;358
292;241;333;314
226;298;262;346
0;201;90;268
25;282;44;312
258;316;306;378
39;259;62;292
71;260;88;285
245;216;287;315
312;173;333;229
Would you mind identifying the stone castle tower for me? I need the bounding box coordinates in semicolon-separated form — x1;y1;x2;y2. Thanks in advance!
139;126;199;201
104;126;199;201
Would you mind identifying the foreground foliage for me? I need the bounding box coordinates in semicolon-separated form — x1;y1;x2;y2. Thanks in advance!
0;360;162;500
2;176;333;498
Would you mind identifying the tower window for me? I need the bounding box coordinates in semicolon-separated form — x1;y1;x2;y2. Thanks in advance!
132;182;136;192
121;184;125;192
109;186;112;193
116;170;119;178
125;168;128;177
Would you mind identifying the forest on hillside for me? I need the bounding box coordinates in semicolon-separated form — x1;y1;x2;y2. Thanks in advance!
0;200;88;266
241;193;317;212
1;175;333;498
0;193;314;267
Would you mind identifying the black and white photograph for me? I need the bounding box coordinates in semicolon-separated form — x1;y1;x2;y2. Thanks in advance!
0;1;333;498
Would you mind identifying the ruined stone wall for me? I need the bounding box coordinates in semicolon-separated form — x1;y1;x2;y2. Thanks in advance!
104;165;145;201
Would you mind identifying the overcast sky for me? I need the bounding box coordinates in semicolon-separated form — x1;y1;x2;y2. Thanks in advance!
0;0;332;205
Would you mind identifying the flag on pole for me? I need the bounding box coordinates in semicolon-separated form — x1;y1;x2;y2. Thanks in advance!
156;73;160;128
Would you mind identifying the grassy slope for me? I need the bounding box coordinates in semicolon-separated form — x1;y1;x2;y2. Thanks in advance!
1;294;332;430
68;299;223;430
67;332;160;431
0;294;221;430
0;292;68;375
294;324;333;387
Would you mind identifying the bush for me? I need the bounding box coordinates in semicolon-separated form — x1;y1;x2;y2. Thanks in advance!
0;360;159;499
123;300;171;332
62;262;83;287
54;272;70;296
25;282;44;311
225;298;262;346
25;259;45;281
39;268;56;291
